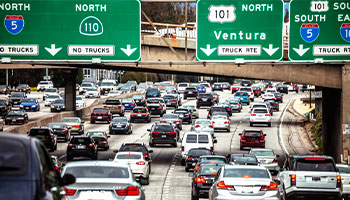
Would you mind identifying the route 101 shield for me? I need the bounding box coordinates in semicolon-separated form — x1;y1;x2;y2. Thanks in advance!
340;24;350;43
4;15;24;35
300;24;319;43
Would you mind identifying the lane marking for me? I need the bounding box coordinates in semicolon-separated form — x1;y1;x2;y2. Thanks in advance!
278;99;292;156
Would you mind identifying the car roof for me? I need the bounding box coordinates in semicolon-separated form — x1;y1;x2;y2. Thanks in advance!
223;165;268;170
65;160;129;168
243;129;263;132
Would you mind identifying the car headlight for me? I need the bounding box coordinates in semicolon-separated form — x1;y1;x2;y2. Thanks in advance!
51;105;54;108
32;105;36;107
63;106;65;108
18;117;24;120
20;105;23;108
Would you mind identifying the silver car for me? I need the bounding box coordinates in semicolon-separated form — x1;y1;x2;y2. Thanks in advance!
182;105;199;118
336;164;350;199
209;165;280;200
62;161;145;200
191;119;214;136
249;148;279;175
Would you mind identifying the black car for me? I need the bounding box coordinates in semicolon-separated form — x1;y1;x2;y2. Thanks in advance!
9;92;26;106
227;154;259;165
145;100;165;116
264;99;280;111
240;79;252;86
130;107;151;123
196;93;214;108
160;113;183;130
173;108;192;124
163;94;179;108
132;95;146;106
185;148;212;172
274;92;284;103
207;106;228;119
193;155;228;172
0;134;75;200
191;164;225;199
28;127;57;152
5;109;28;124
51;99;65;112
0;85;11;94
15;84;31;94
66;136;98;161
148;122;178;147
212;83;223;91
48;122;71;142
277;84;289;94
253;86;262;97
183;87;198;99
0;99;10;118
109;117;133;134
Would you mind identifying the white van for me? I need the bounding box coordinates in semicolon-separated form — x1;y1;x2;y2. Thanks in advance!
180;132;216;165
177;82;189;94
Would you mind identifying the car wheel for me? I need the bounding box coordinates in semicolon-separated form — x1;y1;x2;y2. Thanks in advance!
92;154;98;160
191;192;199;200
67;156;73;161
227;128;230;132
250;122;253;127
140;176;150;185
197;106;200;109
149;142;154;147
172;142;177;147
120;113;124;117
90;120;94;124
268;122;271;127
185;166;190;172
240;146;243;150
184;96;187;99
104;146;109;151
55;143;57;150
181;159;185;166
247;102;250;105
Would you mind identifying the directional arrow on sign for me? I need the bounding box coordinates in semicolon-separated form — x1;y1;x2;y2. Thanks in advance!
45;44;62;56
293;44;309;57
263;44;279;56
121;45;137;57
200;44;216;56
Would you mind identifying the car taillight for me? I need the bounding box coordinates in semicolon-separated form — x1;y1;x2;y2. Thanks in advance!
145;106;149;109
187;157;194;161
226;107;230;110
194;90;198;92
73;125;80;128
54;166;61;173
184;91;188;93
210;147;213;151
195;176;206;183
89;144;94;147
160;120;167;123
251;92;253;95
158;106;162;109
238;104;241;107
247;97;249;100
143;113;149;116
68;144;72;147
272;158;278;163
62;129;67;133
209;125;214;128
152;131;159;135
141;100;145;102
265;114;271;116
136;161;145;165
182;146;184;151
196;99;199;101
131;114;137;116
260;182;278;191
251;114;256;116
185;113;190;116
64;187;77;196
255;91;258;93
194;165;200;171
174;120;180;123
130;104;134;106
50;133;54;138
337;175;341;188
274;103;278;106
217;181;234;190
211;121;215;124
290;174;296;186
118;105;122;109
103;105;107;108
211;99;213;102
224;120;230;124
169;132;176;135
143;153;148;157
109;123;112;127
126;123;129;127
115;186;140;196
195;125;200;128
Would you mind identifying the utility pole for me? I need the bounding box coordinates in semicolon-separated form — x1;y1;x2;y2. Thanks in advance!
6;69;8;87
45;68;48;80
185;2;188;61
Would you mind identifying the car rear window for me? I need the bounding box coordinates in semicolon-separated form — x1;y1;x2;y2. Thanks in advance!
250;150;274;157
338;166;350;174
112;117;127;123
188;149;211;157
198;94;212;98
93;108;109;113
48;123;65;129
65;166;129;178
70;138;90;144
104;100;121;105
244;131;262;136
154;124;173;132
200;157;227;164
161;114;178;119
186;134;197;143
196;120;210;125
62;118;80;123
240;88;252;92
295;159;336;172
200;165;222;175
224;168;269;178
29;129;50;136
211;107;226;112
117;154;141;159
174;109;188;114
86;132;105;137
178;83;188;87
253;109;268;114
253;105;266;109
198;135;209;143
0;138;28;176
163;95;176;99
133;108;146;113
235;92;248;97
120;145;146;153
231;155;258;163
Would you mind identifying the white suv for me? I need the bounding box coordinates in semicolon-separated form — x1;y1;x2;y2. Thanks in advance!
43;88;58;100
250;108;271;127
37;81;53;91
177;82;189;93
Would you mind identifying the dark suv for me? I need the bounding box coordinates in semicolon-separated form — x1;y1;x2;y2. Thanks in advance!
196;93;214;108
130;107;151;123
0;99;10;118
148;122;179;147
66;136;98;161
184;87;198;99
207;106;228;119
28;127;57;152
9;92;26;106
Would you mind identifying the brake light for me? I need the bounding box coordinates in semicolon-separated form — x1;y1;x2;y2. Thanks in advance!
209;125;214;128
73;125;80;128
274;103;278;106
158;106;162;109
247;97;249;100
187;157;194;161
126;123;129;127
265;114;271;116
136;161;145;165
174;120;180;123
260;182;278;191
145;106;149;109
68;144;73;147
54;166;60;173
195;176;206;183
185;113;190;116
152;131;159;135
130;114;137;116
251;92;253;95
211;99;213;102
115;186;140;196
143;153;148;157
142;113;149;116
195;125;200;128
224;120;230;124
251;114;256;116
210;147;213;152
89;144;94;147
217;181;234;190
196;99;199;101
194;165;199;171
137;111;142;113
238;104;241;107
160;120;167;123
304;158;325;161
255;91;258;93
169;132;176;135
50;133;54;138
272;158;278;163
206;86;210;88
117;105;122;109
172;99;177;102
130;104;134;106
109;123;112;127
182;146;184;151
103;106;107;108
64;187;77;196
211;121;215;124
290;174;296;186
61;129;67;133
194;90;198;92
337;175;341;188
226;107;230;110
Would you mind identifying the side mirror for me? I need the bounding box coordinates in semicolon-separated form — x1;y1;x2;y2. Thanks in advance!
81;121;85;124
61;173;76;186
149;150;153;153
113;149;119;153
147;129;151;132
214;139;217;143
274;178;281;185
107;136;111;138
178;138;182;143
264;134;267;136
239;133;242;135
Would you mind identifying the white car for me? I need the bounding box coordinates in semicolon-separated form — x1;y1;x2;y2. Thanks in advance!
85;87;100;98
79;82;95;94
182;105;199;119
249;148;279;174
44;94;61;106
261;93;276;101
107;90;122;97
75;96;85;108
37;81;53;91
43;88;58;100
250;108;271;127
191;119;214;135
99;80;117;95
282;82;294;91
239;87;254;101
113;151;150;185
336;164;350;199
266;88;278;93
211;115;230;132
200;82;212;93
177;82;189;93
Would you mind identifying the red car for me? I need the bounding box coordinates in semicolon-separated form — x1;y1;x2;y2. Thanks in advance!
239;129;266;150
90;108;113;124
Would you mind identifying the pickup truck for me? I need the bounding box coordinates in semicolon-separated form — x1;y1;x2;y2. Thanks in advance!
276;155;342;200
103;99;125;116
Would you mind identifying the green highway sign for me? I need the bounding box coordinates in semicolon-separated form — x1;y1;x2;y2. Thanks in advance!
289;0;350;61
0;0;141;62
196;0;284;62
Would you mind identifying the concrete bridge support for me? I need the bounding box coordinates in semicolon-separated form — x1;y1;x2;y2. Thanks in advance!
62;69;77;111
342;65;350;162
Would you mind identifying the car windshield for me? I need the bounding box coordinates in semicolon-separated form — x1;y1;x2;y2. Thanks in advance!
199;165;222;175
251;150;274;157
22;99;36;103
45;88;56;92
117;154;141;159
224;168;269;178
87;88;97;91
112;117;128;123
48;123;65;129
17;85;26;89
196;120;210;125
65;166;129;178
8;111;23;115
86;131;105;137
76;97;83;101
101;82;114;86
11;93;24;97
62;118;80;123
295;159;335;171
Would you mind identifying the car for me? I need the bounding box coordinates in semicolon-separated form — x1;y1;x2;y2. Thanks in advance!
109;117;133;134
273;92;283;103
48;122;71;141
263;99;280;112
262;92;276;101
250;108;271;127
130;107;151;123
209;165;280;200
182;104;199;119
197;85;207;93
239;129;266;150
148;122;179;147
28;127;57;152
220;82;231;90
79;82;95;94
75;96;85;108
207;106;229;119
160;113;183;130
37;80;53;91
51;155;63;174
113;152;150;185
193;155;227;172
191;119;214;135
336;164;350;200
282;82;294;91
211;115;230;132
249;148;279;174
66;136;98;161
117;142;153;163
266;87;278;93
163;94;180;108
252;84;262;97
196;93;214;108
200;83;212;93
0;118;4;131
45;94;61;106
50;99;65;112
85;87;101;98
5;109;28;125
107;90;122;97
146;87;161;98
209;92;220;104
15;84;31;94
61;117;84;135
174;108;192;124
234;91;250;105
99;80;117;95
121;98;136;110
133;95;146;106
43;88;58;100
240;79;252;86
0;134;75;200
231;85;241;94
90;107;113;124
86;130;110;150
277;84;289;94
185;148;213;172
165;86;177;94
9;92;26;106
216;102;232;116
184;86;199;99
103;99;125;116
226;154;259;165
212;83;223;91
145;100;166;116
226;98;242;112
191;163;226;199
250;103;273;116
0;99;11;118
178;82;190;93
239;87;254;101
0;85;11;94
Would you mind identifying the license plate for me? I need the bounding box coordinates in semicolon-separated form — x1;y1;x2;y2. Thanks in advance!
242;186;254;193
25;107;29;110
188;91;192;94
260;160;266;163
57;108;60;110
312;177;321;182
151;108;155;110
117;124;122;128
180;114;184;117
138;114;142;116
203;98;207;101
161;135;166;138
77;145;86;149
167;102;171;105
12;119;16;122
97;116;102;119
124;104;129;106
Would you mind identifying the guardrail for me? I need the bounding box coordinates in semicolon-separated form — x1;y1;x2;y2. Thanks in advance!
141;21;196;39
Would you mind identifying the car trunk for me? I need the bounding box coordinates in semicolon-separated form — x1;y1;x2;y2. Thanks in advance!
224;178;271;195
256;156;275;164
294;171;337;189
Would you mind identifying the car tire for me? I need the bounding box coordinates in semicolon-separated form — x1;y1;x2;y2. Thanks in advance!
227;128;230;132
185;166;190;172
181;159;185;166
172;142;177;147
90;120;94;124
268;122;271;127
197;106;200;109
140;176;150;185
55;144;57;150
104;146;109;151
120;113;124;117
191;193;199;200
184;96;187;100
92;154;98;160
247;102;250;105
250;122;253;127
240;146;243;150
